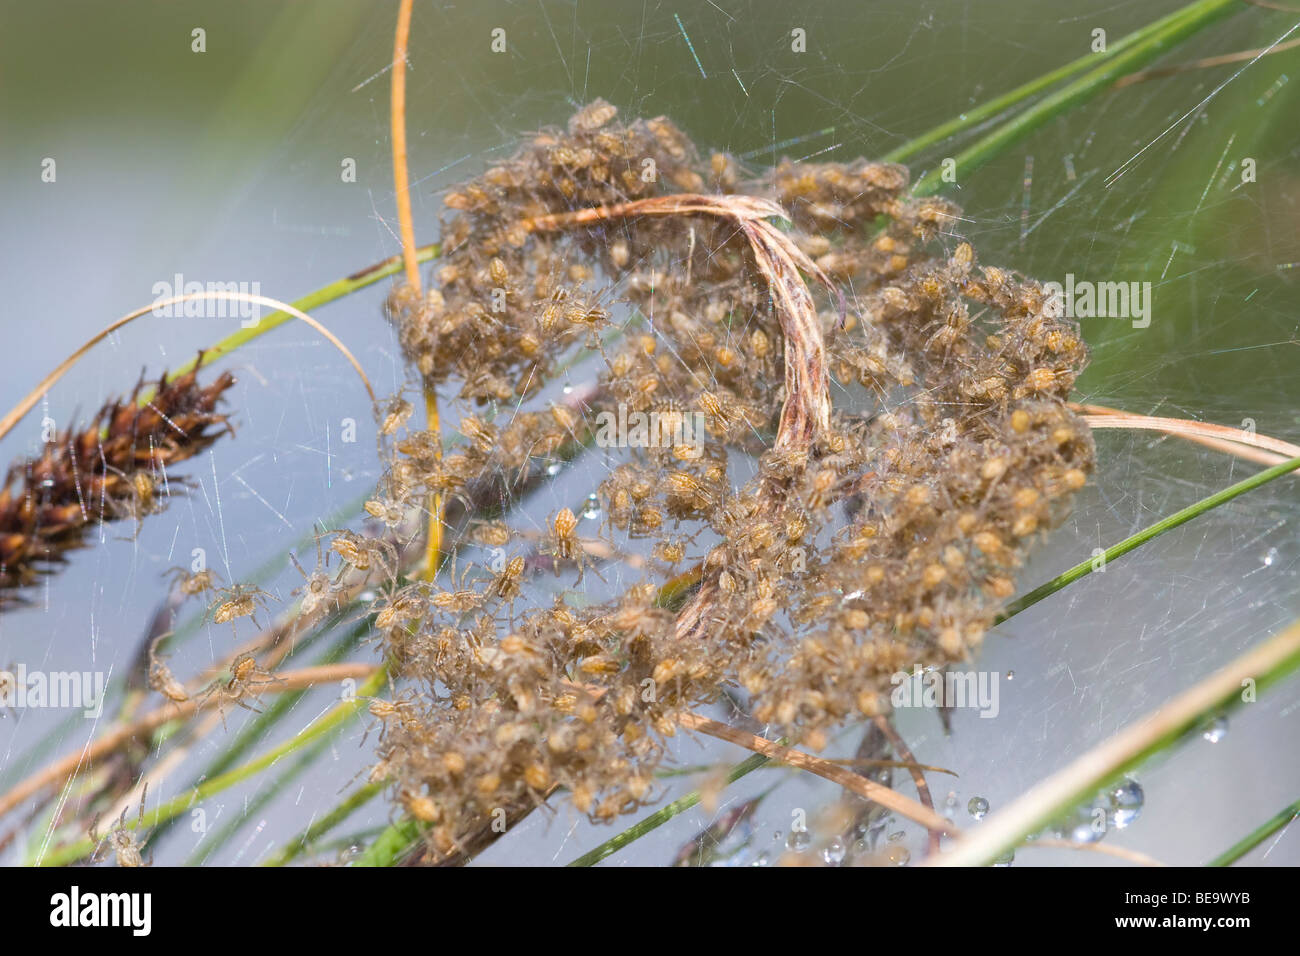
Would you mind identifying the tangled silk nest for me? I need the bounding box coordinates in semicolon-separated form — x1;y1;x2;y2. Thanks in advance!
372;100;1094;857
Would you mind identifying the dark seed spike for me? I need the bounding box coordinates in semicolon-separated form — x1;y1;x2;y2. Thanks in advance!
0;367;236;601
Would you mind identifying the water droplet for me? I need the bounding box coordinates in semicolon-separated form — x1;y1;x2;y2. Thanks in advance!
967;796;989;820
340;468;354;482
1202;716;1228;743
359;590;377;603
786;830;810;852
1005;670;1014;680
751;851;770;867
772;830;783;842
885;845;910;866
866;765;893;786
992;849;1015;867
1059;801;1107;844
945;791;958;809
40;477;55;488
545;462;562;476
1069;818;1104;844
1107;778;1144;829
823;838;846;865
1262;547;1278;567
337;843;362;863
562;383;574;395
887;830;905;843
582;493;602;519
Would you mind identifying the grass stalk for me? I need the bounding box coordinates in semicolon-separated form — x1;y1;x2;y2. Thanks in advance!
155;243;440;394
565;753;771;867
185;723;345;865
34;664;390;867
931;616;1300;866
999;453;1300;622
145;616;372;849
352;818;427;867
1208;797;1300;866
882;1;1202;162
262;780;386;867
912;0;1241;195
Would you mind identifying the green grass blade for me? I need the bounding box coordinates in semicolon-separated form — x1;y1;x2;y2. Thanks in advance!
129;242;441;410
145;614;371;850
999;454;1300;623
185;725;342;866
1208;798;1300;866
937;618;1300;866
35;664;390;867
912;0;1241;195
352;818;427;867
262;780;386;867
566;753;771;867
883;1;1200;162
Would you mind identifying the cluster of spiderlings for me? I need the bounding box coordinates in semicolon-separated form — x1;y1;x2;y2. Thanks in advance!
384;99;705;405
372;101;1094;857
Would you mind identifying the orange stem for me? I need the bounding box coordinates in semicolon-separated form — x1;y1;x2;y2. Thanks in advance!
392;0;420;292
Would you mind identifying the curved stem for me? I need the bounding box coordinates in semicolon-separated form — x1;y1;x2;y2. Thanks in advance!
392;0;420;292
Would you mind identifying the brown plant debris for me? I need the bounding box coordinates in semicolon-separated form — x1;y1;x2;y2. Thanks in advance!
374;99;1095;859
0;360;235;599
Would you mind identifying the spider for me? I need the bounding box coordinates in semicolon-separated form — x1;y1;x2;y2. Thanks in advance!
109;468;169;538
90;785;152;868
163;564;222;599
289;535;340;616
378;394;414;436
206;583;280;636
374;583;429;631
196;653;284;728
485;554;526;606
429;558;485;616
147;635;189;703
361;690;424;745
542;508;602;583
328;528;398;582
